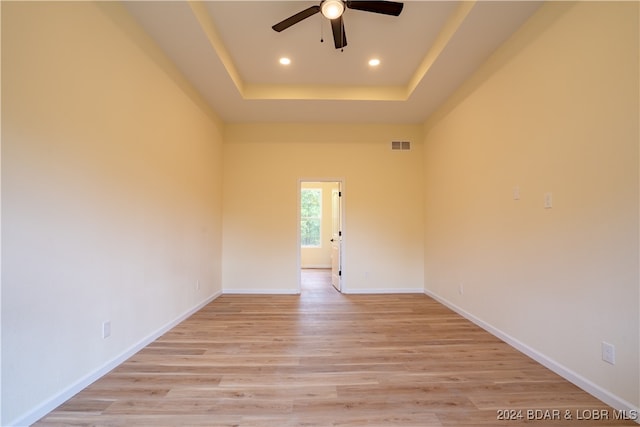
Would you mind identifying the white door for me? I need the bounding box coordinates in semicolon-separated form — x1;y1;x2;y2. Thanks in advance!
331;187;342;291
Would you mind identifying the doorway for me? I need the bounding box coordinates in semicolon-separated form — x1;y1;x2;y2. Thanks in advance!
299;180;343;293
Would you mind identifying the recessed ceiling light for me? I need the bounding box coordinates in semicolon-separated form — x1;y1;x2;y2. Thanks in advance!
368;58;380;67
279;57;291;65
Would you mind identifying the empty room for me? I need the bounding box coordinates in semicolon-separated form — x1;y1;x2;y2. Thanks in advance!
2;1;638;426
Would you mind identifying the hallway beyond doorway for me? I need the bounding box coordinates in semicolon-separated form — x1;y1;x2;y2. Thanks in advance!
300;268;336;296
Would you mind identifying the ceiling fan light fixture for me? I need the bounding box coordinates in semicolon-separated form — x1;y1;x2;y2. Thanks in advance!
321;0;344;20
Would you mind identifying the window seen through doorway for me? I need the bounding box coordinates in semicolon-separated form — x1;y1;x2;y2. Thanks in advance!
301;188;322;247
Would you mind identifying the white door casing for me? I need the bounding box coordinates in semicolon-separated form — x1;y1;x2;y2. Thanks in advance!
331;187;342;292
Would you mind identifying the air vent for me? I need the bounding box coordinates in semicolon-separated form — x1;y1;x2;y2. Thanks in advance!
391;141;411;150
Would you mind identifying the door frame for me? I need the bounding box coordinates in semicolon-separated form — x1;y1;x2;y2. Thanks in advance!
297;178;345;294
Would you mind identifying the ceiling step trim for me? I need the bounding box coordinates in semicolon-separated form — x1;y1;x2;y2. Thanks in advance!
188;1;245;95
406;0;477;96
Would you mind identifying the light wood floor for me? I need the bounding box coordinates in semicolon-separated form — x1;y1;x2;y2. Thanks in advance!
34;269;634;426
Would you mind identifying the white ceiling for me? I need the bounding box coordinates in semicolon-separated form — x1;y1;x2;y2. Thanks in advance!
124;1;542;124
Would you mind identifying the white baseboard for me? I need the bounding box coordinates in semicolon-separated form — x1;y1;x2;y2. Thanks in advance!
345;288;424;294
223;288;423;295
9;291;222;427
301;265;331;269
223;289;299;295
424;288;640;423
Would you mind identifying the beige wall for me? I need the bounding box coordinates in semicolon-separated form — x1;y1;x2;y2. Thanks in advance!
423;1;639;410
223;123;424;293
1;2;224;424
3;0;639;424
300;181;340;268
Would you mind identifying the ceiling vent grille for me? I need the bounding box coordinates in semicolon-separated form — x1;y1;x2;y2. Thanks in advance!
391;141;411;151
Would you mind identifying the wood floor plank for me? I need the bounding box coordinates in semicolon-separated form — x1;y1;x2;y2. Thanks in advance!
33;269;635;426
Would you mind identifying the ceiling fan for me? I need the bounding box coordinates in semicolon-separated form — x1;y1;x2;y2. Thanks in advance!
272;0;404;50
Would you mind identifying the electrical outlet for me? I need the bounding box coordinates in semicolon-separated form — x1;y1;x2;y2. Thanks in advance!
602;341;615;365
458;283;464;295
544;192;553;209
102;321;111;339
196;280;200;291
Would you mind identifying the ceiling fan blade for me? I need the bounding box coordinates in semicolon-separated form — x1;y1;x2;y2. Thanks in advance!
330;16;347;49
272;5;320;32
346;1;404;16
